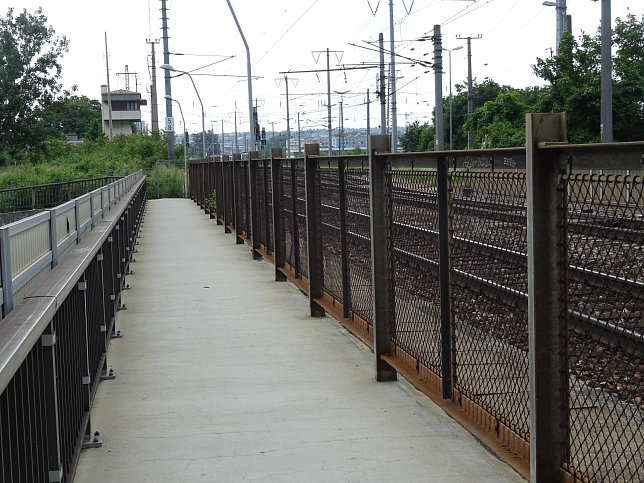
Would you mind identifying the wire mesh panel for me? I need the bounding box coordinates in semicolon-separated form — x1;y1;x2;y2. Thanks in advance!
255;160;269;251
240;161;250;237
282;161;295;268
223;162;234;229
215;161;224;222
345;166;372;324
450;171;530;439
295;163;308;277
319;166;343;302
389;169;443;373
565;172;644;483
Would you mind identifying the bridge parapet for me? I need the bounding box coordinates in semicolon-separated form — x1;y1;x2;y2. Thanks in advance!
0;172;146;483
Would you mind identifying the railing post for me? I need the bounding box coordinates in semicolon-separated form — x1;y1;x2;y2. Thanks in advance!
526;112;569;482
41;322;63;483
249;155;262;260
0;226;13;315
271;148;287;281
304;144;325;317
232;154;243;244
49;209;59;268
338;158;351;318
223;158;232;234
437;155;454;399
368;134;397;381
215;158;224;225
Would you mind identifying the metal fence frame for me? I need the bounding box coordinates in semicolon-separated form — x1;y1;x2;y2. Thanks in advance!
0;172;146;482
188;115;644;483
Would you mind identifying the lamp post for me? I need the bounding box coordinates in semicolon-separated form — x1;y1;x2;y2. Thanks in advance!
543;0;567;52
160;64;207;159
443;46;463;151
165;95;188;198
226;1;255;152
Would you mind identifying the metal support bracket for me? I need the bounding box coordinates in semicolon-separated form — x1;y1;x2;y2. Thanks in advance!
82;431;103;449
41;333;56;347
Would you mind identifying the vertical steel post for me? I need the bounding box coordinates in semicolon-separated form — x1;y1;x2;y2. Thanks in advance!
223;159;232;234
526;112;569;482
271;148;287;281
437;155;454;398
232;154;243;244
338;159;351;318
41;322;63;483
249;155;262;260
368;134;397;381
215;159;224;225
304;144;325;317
0;227;13;315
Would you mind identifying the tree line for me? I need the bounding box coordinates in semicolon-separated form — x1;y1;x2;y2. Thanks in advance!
400;13;644;151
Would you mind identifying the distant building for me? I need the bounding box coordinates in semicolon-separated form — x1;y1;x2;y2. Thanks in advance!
101;85;147;137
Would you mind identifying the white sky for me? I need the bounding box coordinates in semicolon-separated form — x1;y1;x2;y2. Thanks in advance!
6;1;644;136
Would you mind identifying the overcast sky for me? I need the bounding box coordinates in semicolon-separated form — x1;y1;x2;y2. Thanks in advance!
7;1;644;136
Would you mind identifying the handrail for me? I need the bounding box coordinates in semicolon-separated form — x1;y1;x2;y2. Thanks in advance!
0;170;144;318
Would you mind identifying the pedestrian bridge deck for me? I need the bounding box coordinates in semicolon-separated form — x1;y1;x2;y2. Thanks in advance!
74;199;522;482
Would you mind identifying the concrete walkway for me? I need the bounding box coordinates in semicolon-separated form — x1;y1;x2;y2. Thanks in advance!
75;199;524;483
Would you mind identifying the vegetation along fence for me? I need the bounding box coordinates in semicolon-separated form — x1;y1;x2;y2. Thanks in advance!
0;177;122;214
0;171;146;482
189;113;643;483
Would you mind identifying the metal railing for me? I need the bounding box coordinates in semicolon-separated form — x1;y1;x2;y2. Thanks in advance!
189;113;643;483
0;172;146;483
0;177;122;214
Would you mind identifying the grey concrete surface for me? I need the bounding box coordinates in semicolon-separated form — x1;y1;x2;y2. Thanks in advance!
74;198;524;483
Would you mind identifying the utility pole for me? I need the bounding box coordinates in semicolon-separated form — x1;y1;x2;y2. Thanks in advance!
297;112;302;156
599;0;613;142
221;119;225;157
147;39;160;131
457;34;482;149
116;65;138;91
160;0;175;164
389;0;398;152
366;89;371;136
433;25;444;151
285;75;291;157
104;33;113;140
379;33;386;135
327;49;332;155
279;76;297;157
339;100;344;155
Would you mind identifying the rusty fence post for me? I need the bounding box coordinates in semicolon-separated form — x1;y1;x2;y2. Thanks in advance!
248;154;262;260
232;154;242;240
271;148;287;281
368;134;397;382
437;154;455;399
304;144;325;317
526;112;569;483
232;155;243;244
215;158;224;225
338;158;351;318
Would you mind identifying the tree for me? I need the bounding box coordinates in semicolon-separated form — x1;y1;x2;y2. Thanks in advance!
0;8;69;163
463;91;530;148
399;120;429;152
533;32;601;143
612;14;644;141
39;95;101;139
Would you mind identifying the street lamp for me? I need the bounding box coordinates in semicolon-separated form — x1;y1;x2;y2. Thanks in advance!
165;95;188;198
543;0;567;52
160;64;207;159
443;46;463;151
